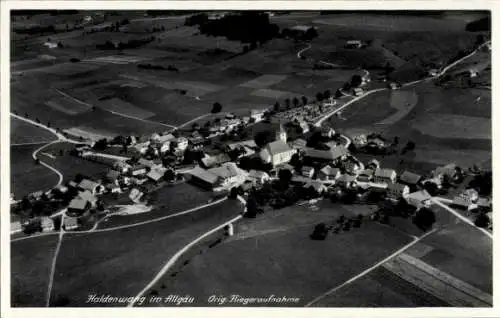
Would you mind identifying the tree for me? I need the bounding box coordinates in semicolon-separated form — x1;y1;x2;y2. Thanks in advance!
273;101;281;113
474;213;490;228
191;123;200;131
278;169;293;185
310;222;328;240
315;92;324;102
323;90;331;100
164;169;175;182
413;207;436;231
245;196;259;218
423;181;439;196
292;97;300;108
211;102;222;113
285;98;291;110
301;95;308;106
254;130;275;148
402;141;416;154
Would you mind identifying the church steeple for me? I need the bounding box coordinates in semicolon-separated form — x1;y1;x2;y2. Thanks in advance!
276;124;287;143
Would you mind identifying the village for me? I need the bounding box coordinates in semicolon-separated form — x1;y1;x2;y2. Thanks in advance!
10;68;493;238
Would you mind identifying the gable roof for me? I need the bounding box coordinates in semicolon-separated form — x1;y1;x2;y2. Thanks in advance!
264;140;293;156
78;179;100;192
78;190;97;204
407;190;432;202
305;146;347;160
374;168;397;179
248;170;269;179
387;183;409;192
399;171;422;184
209;162;246;180
320;165;340;176
68;198;89;210
106;170;121;181
64;216;78;226
147;169;164;181
189;166;219;184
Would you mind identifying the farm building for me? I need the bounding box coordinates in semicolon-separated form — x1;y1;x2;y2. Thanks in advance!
201;153;231;169
289;138;307;151
129;188;144;203
399;171;422;187
260;140;296;167
432;163;457;185
357;169;374;182
106;170;121;185
337;174;357;188
406;190;432;209
146;168;165;183
78;179;103;195
130;165;148;176
353;88;364;96
305;146;348;162
387;183;410;200
301;166;315;178
78;190;98;207
210;162;248;189
188;166;219;190
345;40;363;49
373;168;397;184
67;198;91;215
41;217;55;232
64;217;79;231
318;165;341;181
113;161;131;173
247;170;270;185
341;156;364;175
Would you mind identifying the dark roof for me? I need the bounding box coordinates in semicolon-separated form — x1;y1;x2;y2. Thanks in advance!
305;146;347;160
387;183;409;192
399;171;422;184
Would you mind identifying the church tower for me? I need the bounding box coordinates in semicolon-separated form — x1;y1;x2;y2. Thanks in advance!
276;124;287;143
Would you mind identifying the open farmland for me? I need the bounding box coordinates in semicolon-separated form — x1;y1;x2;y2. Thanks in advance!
11;117;56;144
148;203;413;306
11;235;60;306
49;200;241;307
11;144;60;198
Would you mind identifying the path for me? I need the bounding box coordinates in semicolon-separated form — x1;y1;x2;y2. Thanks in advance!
176;113;211;130
107;110;177;129
45;214;65;307
128;214;244;307
305;227;438;307
432;197;492;239
32;140;65;188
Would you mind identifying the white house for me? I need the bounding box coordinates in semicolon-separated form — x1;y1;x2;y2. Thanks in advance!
129;188;144;203
407;190;432;209
353;87;364;96
387;183;410;200
373;168;397;185
63;216;79;231
318;165;341;181
43;42;58;49
210;162;248;190
357;169;374;182
302;166;315;178
175;137;189;152
113;160;131;174
247;170;270;185
345;40;362;49
41;217;55;232
260;140;296;167
78;179;103;196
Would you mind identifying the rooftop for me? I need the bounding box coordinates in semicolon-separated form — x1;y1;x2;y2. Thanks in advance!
264;140;293;156
374;168;397;179
399;171;422;184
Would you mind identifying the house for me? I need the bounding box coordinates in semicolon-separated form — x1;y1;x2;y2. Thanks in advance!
406;190;432;209
353;88;364;96
106;170;121;185
357;169;374;182
318;165;341;181
138;158;156;169
209;162;248;189
428;69;439;76
389;82;399;90
43;42;58;49
68;181;79;189
305;146;348;162
260;140;296;167
201;153;231;169
321;127;336;139
477;197;492;212
11;221;22;233
305;182;328;195
175;137;189;152
289;138;307;152
41;217;55;232
469;68;479;78
301;166;315;178
341;156;364;175
373;168;397;184
345;40;362;49
250;109;267;122
130;165;148;176
113;160;131;173
337;174;357;188
188;166;220;190
63;216;79;230
146;169;164;183
387;183;410;200
353;134;368;146
78;190;98;207
30;190;44;200
133;176;148;185
106;183;122;193
129;188;144;203
399;171;422;188
247;170;270;185
298;120;310;134
189;137;205;151
432;163;457;185
452;196;477;210
67;198;90;215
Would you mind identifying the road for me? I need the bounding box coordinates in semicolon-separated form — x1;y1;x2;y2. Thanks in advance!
45;213;66;307
432;197;492;239
305;227;438;307
128;214;244;307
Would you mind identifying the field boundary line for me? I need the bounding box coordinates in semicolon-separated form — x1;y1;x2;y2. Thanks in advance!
305;227;438;307
45;214;66;307
127;214;243;307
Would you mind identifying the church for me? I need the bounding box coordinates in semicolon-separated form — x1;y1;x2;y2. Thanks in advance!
259;125;297;167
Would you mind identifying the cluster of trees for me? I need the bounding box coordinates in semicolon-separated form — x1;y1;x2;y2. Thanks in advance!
281;27;318;41
465;16;491;32
96;36;155;50
188;12;280;45
14;25;57;35
137;63;179;72
273;95;309;113
311;214;365;240
468;171;492;196
211;102;223;113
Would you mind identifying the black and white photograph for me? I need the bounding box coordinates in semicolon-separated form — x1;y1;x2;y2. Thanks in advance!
5;5;493;311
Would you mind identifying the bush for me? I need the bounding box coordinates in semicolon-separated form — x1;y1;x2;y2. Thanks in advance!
413;207;436;231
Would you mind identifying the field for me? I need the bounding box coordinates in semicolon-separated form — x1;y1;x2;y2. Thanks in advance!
11;144;60;198
11;235;60;306
49;200;241;306
11;117;56;144
147;202;413;306
97;183;214;228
